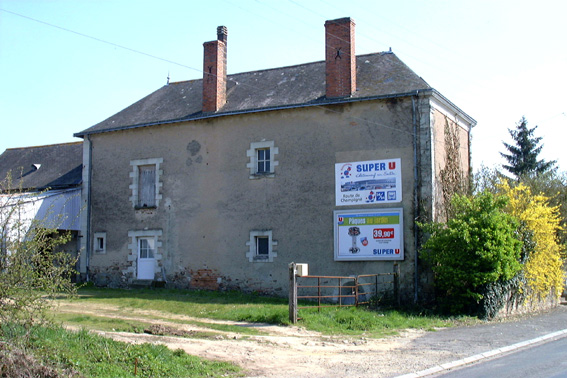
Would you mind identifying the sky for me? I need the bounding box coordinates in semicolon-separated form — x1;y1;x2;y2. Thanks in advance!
1;0;566;172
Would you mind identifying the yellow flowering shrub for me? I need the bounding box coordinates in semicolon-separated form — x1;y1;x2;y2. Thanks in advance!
500;182;565;300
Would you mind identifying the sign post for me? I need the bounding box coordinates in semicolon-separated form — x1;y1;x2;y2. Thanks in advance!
288;262;297;323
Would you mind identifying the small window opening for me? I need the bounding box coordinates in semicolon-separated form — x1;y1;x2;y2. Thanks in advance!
94;232;106;254
257;148;270;173
96;237;104;250
256;236;269;256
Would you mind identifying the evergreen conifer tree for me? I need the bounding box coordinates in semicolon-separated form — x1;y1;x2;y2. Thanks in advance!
500;116;555;178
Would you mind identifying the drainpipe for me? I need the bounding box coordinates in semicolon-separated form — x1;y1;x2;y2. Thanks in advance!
412;92;420;304
85;135;93;282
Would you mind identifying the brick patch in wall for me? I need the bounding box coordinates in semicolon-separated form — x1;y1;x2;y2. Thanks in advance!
190;269;221;290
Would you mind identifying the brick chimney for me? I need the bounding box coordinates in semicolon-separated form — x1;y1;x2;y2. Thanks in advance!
202;26;228;113
325;17;356;98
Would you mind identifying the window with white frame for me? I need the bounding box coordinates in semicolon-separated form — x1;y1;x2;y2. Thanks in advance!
256;148;270;173
138;237;155;259
246;230;277;262
129;158;163;208
246;141;278;178
94;232;106;254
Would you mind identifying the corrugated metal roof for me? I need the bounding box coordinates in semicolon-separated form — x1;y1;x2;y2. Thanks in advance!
34;188;81;231
1;188;81;236
75;52;432;136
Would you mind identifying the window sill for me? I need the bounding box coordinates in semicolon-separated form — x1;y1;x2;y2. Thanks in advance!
252;255;270;262
134;205;157;210
250;172;275;179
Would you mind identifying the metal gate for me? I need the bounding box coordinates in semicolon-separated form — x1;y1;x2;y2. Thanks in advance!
288;262;400;323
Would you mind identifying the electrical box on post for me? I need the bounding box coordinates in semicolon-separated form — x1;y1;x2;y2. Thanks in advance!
296;263;309;277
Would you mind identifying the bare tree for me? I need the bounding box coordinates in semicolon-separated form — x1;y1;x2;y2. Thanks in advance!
0;172;77;332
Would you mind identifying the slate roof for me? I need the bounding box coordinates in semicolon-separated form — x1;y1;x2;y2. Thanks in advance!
75;52;432;137
0;142;83;191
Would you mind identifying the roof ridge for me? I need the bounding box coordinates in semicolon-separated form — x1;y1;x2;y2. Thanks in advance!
5;141;83;151
168;51;392;85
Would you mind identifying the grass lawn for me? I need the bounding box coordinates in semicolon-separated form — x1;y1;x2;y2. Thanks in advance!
53;286;467;338
0;323;241;378
0;286;474;377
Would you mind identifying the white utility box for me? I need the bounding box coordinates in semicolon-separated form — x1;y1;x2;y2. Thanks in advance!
296;263;309;277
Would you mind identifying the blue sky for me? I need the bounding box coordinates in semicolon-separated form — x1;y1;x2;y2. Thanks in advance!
1;0;565;171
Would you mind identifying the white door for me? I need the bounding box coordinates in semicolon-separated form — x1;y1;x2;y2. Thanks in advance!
137;237;155;280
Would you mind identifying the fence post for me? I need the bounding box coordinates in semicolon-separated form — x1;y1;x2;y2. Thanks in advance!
394;263;401;306
354;276;359;307
339;277;342;307
375;274;378;300
317;276;321;312
289;262;297;324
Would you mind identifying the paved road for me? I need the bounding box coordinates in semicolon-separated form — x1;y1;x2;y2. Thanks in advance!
394;302;567;378
430;336;567;378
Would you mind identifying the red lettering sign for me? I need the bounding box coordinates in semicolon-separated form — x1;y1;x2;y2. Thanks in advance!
373;228;395;239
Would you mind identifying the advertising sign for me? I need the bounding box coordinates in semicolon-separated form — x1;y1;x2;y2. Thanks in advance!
334;208;404;261
335;158;402;206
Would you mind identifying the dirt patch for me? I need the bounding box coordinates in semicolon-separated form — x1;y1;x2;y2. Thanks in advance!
54;301;461;378
144;324;196;337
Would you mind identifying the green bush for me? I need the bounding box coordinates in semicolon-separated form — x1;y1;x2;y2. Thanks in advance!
420;191;522;316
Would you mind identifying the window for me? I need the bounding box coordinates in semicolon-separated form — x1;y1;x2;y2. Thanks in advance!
247;141;278;178
256;149;270;173
246;230;277;262
129;158;163;208
138;237;155;259
94;232;106;254
256;236;269;256
138;165;156;207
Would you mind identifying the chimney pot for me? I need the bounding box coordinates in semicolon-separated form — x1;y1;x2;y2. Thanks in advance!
217;25;228;43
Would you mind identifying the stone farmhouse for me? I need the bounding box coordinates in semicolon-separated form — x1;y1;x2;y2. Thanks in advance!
74;17;475;301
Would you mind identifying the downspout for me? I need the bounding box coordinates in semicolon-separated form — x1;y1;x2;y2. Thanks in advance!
412;92;420;304
85;135;93;282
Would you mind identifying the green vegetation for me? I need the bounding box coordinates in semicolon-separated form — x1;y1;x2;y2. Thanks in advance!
0;324;241;378
501;181;564;300
500;116;556;178
421;119;565;317
69;287;290;324
298;307;456;337
420;191;523;316
4;286;468;377
54;313;152;334
476;167;567;256
52;286;463;338
0;173;78;331
53;312;262;337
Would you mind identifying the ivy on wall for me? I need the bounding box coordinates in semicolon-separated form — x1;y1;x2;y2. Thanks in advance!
439;117;469;220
